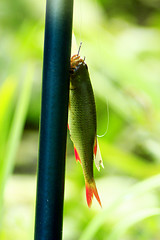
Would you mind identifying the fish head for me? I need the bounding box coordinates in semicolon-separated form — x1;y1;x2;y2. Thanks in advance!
70;54;89;87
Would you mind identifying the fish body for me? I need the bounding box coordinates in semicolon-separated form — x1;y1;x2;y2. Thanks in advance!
68;54;102;207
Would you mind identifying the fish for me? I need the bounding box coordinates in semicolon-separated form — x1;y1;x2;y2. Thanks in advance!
68;48;103;208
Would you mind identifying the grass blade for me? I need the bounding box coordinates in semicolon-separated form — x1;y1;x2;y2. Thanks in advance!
79;174;160;240
0;66;33;209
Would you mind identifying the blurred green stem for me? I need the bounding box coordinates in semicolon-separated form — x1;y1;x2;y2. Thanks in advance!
0;66;33;217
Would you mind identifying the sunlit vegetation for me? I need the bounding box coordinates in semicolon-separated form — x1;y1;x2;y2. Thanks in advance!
0;0;160;239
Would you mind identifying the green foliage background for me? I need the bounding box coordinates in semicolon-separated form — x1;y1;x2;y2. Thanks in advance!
0;0;160;239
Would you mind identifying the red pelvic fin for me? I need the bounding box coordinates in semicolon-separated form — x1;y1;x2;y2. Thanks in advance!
93;137;97;157
74;146;81;164
85;181;102;208
67;124;70;130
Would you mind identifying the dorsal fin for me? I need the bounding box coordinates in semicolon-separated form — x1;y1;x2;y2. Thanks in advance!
94;138;104;171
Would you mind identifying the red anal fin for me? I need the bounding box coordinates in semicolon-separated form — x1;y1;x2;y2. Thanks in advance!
74;146;81;164
85;181;102;208
93;137;97;157
67;123;70;130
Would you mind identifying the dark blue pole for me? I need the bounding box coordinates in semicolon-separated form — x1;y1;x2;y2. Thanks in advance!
34;0;73;239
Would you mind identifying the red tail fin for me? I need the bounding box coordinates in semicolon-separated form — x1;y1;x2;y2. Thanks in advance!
85;181;102;208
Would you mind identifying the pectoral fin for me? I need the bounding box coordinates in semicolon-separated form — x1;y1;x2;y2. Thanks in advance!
74;146;81;164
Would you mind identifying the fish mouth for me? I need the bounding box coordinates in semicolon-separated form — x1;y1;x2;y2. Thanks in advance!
70;54;85;73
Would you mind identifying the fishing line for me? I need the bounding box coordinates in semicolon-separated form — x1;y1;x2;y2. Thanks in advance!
71;0;83;56
97;98;109;138
78;41;82;55
79;0;82;42
74;0;82;48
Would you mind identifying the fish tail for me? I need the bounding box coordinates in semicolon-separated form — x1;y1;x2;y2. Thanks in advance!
85;180;102;208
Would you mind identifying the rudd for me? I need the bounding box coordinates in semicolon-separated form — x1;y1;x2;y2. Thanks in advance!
68;46;104;208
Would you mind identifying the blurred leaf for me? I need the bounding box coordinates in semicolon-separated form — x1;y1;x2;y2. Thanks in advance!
0;77;17;158
100;140;160;178
0;66;33;213
79;174;160;240
107;208;160;240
